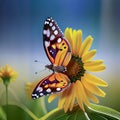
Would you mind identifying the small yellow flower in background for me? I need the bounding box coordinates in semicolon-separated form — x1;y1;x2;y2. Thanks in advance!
48;28;108;112
0;64;18;105
0;64;18;85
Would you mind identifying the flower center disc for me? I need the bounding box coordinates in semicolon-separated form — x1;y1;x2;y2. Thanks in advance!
66;56;85;82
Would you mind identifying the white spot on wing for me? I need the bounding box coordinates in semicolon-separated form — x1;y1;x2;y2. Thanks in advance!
46;29;50;37
57;38;62;43
46;88;51;93
52;26;55;30
43;30;47;35
32;94;39;99
45;41;50;47
36;86;43;92
42;83;45;85
35;95;38;98
50;34;55;40
43;29;50;37
49;22;53;26
54;30;58;35
56;88;61;91
47;18;51;21
50;50;54;55
44;21;49;24
40;93;44;96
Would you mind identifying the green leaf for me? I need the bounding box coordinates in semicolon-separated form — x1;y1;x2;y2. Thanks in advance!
89;103;120;119
24;98;47;118
40;104;120;120
0;106;7;120
2;105;35;120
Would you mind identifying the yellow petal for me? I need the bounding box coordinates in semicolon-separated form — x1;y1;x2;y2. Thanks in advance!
69;83;76;111
0;72;2;76
5;64;9;72
76;80;90;106
0;64;18;81
75;81;85;111
79;35;93;57
0;68;2;73
0;68;4;73
64;28;73;53
81;77;106;97
72;30;78;55
84;87;99;103
64;27;69;37
84;60;103;66
64;84;74;112
58;89;69;109
48;93;60;103
26;82;32;87
9;70;15;76
84;73;108;86
82;49;96;62
76;30;82;55
64;28;71;43
84;65;106;72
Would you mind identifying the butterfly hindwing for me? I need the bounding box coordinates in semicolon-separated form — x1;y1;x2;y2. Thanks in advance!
32;73;70;99
43;17;71;66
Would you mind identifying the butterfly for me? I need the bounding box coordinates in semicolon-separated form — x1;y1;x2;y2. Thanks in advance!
32;17;72;99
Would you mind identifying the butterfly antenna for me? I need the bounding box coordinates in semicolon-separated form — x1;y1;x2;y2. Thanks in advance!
34;68;46;75
34;68;51;79
34;59;48;65
34;60;39;62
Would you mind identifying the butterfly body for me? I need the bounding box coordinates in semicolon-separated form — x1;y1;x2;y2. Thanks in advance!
32;17;71;99
45;64;67;73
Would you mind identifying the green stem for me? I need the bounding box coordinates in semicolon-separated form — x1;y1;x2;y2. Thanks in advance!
39;108;60;120
9;102;39;120
5;84;8;120
5;84;8;105
19;103;39;120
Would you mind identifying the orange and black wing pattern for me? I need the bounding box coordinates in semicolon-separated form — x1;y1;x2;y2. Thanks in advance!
43;17;71;66
32;17;72;99
32;73;70;99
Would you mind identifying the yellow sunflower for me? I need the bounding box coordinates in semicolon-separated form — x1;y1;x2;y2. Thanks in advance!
48;28;108;112
0;64;18;85
26;27;108;113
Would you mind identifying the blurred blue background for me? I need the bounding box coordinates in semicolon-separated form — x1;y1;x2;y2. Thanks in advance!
0;0;120;112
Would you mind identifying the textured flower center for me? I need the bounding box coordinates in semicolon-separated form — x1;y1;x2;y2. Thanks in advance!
66;55;86;82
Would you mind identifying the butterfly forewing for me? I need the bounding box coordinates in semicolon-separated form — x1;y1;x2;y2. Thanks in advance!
43;17;63;41
43;17;71;66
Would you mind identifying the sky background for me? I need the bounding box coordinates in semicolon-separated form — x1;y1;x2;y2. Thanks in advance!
0;0;120;111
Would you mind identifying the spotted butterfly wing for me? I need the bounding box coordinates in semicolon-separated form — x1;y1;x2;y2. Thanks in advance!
32;73;70;99
32;17;71;99
43;17;71;66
